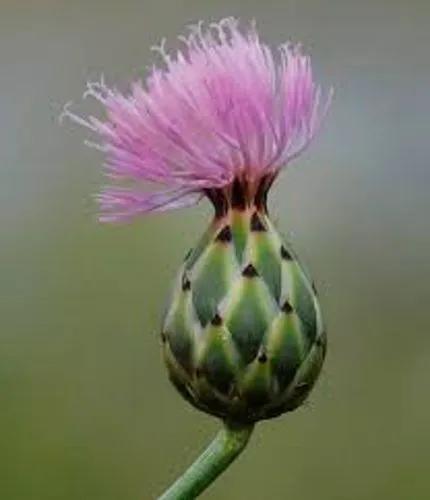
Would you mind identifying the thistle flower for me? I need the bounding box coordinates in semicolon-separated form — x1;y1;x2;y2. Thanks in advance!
64;17;332;498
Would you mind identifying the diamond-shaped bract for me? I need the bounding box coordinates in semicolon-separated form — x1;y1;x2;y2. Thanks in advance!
161;209;326;423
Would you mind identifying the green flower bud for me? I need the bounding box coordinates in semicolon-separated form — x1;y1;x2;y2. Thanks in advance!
161;188;326;424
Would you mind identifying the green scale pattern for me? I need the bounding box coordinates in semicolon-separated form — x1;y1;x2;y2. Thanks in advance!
162;209;326;423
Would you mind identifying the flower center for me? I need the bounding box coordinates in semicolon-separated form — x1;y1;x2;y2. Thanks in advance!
205;175;276;218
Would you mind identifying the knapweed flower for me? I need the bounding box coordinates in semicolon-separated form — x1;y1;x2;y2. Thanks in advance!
64;18;331;424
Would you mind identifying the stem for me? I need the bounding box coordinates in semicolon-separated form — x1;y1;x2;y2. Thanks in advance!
158;421;254;500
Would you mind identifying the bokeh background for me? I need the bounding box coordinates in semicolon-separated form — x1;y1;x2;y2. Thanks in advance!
1;1;429;499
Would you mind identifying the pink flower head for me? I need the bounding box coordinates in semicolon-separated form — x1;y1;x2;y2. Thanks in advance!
62;18;332;222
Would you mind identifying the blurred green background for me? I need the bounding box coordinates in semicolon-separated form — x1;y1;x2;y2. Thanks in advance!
1;0;429;498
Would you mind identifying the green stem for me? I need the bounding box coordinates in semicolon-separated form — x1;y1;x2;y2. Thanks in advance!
158;421;254;500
